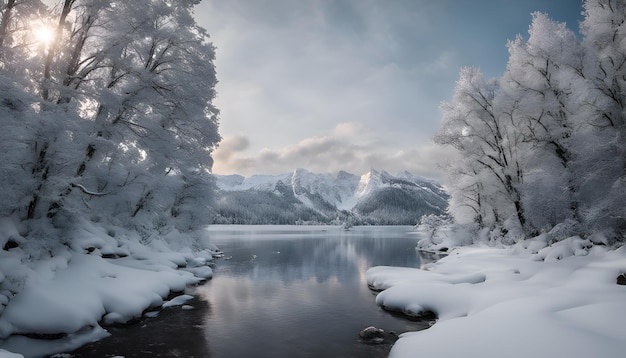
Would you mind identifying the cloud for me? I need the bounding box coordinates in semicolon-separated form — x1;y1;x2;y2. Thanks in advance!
213;135;250;160
212;122;455;182
212;135;255;173
196;0;583;185
333;121;365;137
196;0;456;155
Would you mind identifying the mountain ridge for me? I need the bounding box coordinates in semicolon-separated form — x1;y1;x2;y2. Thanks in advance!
211;169;448;225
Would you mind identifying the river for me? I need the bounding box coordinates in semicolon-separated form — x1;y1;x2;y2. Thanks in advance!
70;225;434;357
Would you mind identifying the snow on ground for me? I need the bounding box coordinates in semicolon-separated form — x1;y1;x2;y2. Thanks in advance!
367;237;626;358
0;221;219;358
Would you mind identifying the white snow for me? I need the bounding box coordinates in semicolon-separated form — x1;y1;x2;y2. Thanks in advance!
162;294;194;308
0;223;218;358
367;239;626;358
0;349;24;358
0;326;109;358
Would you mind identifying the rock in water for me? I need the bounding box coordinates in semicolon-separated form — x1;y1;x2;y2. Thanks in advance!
617;273;626;285
359;326;385;344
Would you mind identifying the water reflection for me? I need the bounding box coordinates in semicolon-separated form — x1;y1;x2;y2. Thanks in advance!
198;226;430;358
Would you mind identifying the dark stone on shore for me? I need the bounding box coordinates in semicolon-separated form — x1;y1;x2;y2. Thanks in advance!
19;331;68;340
380;304;438;321
416;310;437;320
617;273;626;285
3;239;18;250
367;284;384;292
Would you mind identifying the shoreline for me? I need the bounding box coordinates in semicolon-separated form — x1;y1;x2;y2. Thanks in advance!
68;291;211;357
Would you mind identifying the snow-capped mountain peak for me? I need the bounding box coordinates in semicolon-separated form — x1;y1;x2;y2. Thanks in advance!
213;169;448;225
355;168;384;198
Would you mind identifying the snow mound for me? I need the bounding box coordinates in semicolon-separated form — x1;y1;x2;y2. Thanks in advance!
367;244;626;358
162;294;194;308
0;349;24;358
0;225;218;357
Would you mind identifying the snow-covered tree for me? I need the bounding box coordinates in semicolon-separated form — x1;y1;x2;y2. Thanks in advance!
62;0;221;234
579;0;626;233
501;12;585;231
436;67;526;232
0;0;46;67
436;0;626;242
0;0;220;240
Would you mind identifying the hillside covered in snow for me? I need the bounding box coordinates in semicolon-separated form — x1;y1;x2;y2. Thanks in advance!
211;169;448;225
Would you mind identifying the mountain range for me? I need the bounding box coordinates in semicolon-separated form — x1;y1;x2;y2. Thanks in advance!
210;169;448;225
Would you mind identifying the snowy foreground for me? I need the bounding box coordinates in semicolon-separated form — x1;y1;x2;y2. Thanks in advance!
2;225;625;358
0;221;218;358
367;237;626;358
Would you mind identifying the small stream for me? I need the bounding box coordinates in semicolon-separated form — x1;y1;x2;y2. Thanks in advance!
70;225;434;357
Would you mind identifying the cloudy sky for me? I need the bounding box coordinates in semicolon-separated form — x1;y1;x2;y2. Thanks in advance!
194;0;583;181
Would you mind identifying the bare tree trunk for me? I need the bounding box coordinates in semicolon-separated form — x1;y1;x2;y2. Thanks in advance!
27;142;49;219
42;0;74;101
0;0;16;52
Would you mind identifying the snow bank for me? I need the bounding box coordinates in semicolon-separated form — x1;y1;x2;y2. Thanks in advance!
0;221;218;357
0;349;23;358
366;240;626;358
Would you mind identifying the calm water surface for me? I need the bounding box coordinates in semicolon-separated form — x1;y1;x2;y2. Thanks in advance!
198;225;432;358
69;225;433;358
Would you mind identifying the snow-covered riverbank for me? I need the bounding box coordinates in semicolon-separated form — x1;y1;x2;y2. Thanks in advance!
3;223;625;358
0;221;219;358
367;236;626;358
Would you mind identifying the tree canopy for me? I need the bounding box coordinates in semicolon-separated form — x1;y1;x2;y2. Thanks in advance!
436;0;626;241
0;0;220;241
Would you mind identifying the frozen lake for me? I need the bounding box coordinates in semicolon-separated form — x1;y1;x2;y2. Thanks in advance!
197;225;432;357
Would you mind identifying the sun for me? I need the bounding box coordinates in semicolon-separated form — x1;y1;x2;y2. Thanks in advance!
31;21;56;46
